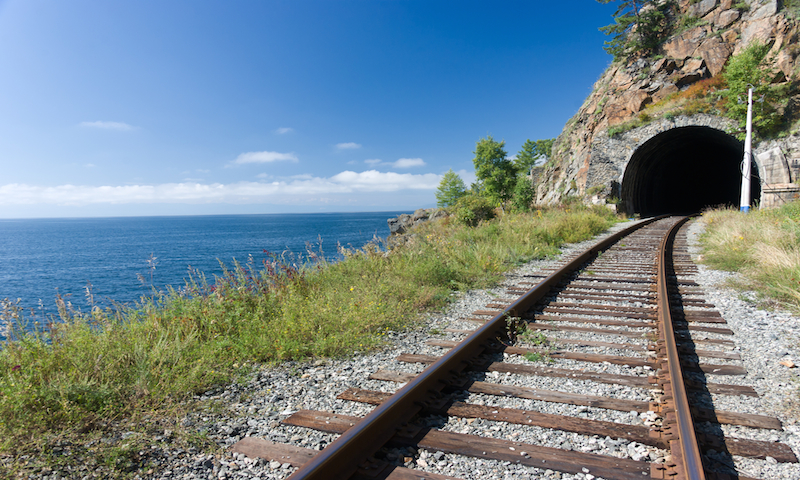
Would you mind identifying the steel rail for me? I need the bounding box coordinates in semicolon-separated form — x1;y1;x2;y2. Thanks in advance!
657;216;705;480
286;216;663;480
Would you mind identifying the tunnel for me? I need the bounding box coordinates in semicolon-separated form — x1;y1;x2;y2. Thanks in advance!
620;126;760;216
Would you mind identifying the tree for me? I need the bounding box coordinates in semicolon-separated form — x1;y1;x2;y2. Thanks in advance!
510;175;535;212
597;0;674;60
472;136;517;206
722;42;787;138
514;138;554;174
435;169;467;208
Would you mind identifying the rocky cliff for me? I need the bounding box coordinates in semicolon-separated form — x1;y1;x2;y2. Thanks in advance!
536;0;800;211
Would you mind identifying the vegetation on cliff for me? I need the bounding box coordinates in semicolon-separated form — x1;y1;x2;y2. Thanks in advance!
0;205;617;472
599;0;677;60
723;41;791;137
598;0;798;139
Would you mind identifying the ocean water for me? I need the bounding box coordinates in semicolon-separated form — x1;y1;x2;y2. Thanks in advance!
0;212;409;329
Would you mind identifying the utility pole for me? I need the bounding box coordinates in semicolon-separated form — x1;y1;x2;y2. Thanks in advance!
739;86;753;212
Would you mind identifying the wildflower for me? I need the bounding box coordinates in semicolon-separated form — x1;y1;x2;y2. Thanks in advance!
11;365;21;372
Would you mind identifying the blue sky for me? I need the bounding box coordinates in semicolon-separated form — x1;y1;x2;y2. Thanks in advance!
0;0;616;218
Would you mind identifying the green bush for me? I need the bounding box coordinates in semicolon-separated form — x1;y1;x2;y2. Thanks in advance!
510;176;535;212
452;193;496;226
722;41;788;138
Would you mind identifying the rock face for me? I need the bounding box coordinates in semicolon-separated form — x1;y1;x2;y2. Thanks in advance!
387;208;447;236
536;0;800;210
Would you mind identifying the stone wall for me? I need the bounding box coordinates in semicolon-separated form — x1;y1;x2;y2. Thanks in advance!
755;133;800;207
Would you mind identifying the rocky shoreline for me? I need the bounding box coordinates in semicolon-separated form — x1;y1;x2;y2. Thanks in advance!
387;208;447;236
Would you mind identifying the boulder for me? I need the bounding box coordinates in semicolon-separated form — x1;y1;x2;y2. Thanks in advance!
715;9;740;29
387;208;447;236
663;26;707;59
623;90;652;113
604;90;652;126
697;37;732;76
690;0;718;18
683;57;705;72
673;66;708;87
411;208;430;222
651;83;679;102
388;214;413;235
751;0;778;21
741;16;777;48
652;57;667;73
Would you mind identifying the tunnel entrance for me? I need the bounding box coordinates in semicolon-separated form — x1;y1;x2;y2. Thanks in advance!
620;126;760;216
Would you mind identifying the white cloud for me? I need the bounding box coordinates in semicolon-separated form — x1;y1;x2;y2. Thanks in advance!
0;171;442;206
455;169;477;187
392;158;426;168
275;127;293;135
336;142;362;150
232;151;299;165
364;159;382;165
84;163;96;168
79;121;136;131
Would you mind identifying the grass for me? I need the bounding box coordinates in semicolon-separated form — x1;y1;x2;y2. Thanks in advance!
608;76;729;138
0;204;618;476
699;200;800;312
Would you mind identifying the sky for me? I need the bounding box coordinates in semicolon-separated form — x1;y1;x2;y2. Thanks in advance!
0;0;617;218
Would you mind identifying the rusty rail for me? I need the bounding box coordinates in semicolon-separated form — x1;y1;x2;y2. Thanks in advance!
655;216;705;480
285;216;666;480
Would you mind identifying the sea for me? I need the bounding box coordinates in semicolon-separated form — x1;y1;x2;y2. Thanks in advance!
0;211;410;337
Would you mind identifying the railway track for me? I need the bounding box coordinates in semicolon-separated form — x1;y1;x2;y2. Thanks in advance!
231;216;797;479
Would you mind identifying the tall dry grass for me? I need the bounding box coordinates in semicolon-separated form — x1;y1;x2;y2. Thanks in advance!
700;200;800;310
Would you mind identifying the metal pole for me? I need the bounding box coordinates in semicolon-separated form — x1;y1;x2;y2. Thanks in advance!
740;87;753;212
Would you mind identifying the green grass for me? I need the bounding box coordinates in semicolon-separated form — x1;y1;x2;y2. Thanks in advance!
0;204;618;475
700;200;800;311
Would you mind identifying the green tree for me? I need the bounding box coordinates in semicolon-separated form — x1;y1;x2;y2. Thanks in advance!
722;42;787;138
472;136;517;206
435;169;467;208
510;175;535;212
514;138;554;174
598;0;675;60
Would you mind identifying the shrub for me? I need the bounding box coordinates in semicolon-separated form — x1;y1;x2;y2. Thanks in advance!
510;176;535;212
452;193;496;226
722;42;788;138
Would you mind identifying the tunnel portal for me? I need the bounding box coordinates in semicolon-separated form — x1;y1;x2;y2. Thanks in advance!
620;126;760;216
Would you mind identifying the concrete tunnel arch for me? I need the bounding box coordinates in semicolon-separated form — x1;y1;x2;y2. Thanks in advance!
620;126;760;216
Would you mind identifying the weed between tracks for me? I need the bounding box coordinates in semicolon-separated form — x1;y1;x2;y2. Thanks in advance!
699;200;800;312
0;205;616;474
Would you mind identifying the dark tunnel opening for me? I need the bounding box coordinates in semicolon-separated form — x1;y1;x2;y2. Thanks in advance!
620;126;760;216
